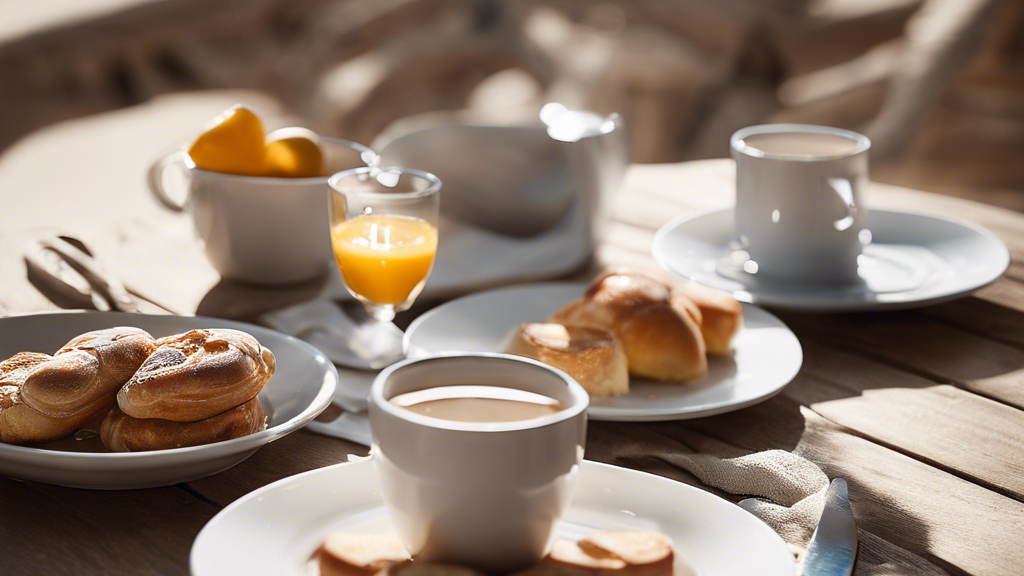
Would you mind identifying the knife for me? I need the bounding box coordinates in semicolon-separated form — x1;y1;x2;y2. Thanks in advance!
803;478;858;576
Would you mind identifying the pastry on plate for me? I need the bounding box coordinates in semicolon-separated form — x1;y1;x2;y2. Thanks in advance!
672;284;742;356
100;397;266;452
317;532;411;576
0;353;74;444
550;272;706;381
117;328;275;422
545;532;674;576
1;327;157;445
507;323;629;397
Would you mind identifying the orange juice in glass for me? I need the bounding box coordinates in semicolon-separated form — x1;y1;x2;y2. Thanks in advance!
328;167;441;323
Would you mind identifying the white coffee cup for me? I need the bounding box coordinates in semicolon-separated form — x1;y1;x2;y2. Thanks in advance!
147;138;377;285
731;124;871;285
369;353;589;574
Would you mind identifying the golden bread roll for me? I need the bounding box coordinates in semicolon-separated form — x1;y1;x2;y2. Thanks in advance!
389;561;487;576
671;286;742;355
318;533;411;576
507;323;629;397
551;272;706;381
544;532;674;576
100;396;267;452
117;329;275;422
20;327;157;419
510;564;591;576
0;353;76;444
578;532;674;575
544;540;627;574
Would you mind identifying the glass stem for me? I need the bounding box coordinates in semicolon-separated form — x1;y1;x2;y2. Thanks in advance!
366;303;397;323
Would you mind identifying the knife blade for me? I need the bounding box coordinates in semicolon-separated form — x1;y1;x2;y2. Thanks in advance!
803;478;858;576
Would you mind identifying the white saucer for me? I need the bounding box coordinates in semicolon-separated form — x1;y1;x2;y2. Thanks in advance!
0;311;338;489
190;459;795;576
653;208;1009;312
403;283;802;422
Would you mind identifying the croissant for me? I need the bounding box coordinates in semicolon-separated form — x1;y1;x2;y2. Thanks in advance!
117;329;275;422
551;272;706;381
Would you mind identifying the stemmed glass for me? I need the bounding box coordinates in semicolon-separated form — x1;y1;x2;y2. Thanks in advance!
327;166;441;367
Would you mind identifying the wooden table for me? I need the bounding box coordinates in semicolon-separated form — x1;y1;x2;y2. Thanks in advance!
3;93;1024;576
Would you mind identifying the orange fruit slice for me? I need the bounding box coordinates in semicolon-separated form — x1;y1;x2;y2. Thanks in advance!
263;127;325;178
187;105;267;176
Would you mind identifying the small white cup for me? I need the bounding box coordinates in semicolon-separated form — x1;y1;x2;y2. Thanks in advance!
147;138;377;285
369;353;589;574
731;124;871;285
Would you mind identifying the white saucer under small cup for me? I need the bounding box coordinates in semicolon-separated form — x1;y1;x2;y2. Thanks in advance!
653;208;1009;312
403;283;802;421
190;459;795;576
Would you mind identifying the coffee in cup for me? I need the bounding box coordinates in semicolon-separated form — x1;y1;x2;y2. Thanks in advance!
369;353;588;574
730;124;871;285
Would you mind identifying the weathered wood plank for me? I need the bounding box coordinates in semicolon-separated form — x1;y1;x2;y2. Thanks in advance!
586;414;956;576
0;478;218;576
780;311;1024;410
796;409;1024;576
783;341;1024;500
593;404;1024;576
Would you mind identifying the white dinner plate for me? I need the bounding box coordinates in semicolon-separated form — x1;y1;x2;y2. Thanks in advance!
653;208;1009;311
403;283;802;421
190;459;795;576
0;311;338;489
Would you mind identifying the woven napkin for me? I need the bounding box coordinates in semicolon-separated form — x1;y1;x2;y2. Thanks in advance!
661;449;830;555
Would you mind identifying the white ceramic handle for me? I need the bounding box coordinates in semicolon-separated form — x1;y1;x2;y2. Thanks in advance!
827;177;858;231
147;150;190;211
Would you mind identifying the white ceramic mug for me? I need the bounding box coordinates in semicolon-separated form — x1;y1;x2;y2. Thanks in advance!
147;138;377;285
369;353;589;574
731;124;871;285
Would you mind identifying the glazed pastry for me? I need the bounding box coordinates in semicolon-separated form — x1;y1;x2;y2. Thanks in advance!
0;353;75;444
100;396;267;452
550;272;706;381
117;329;275;422
507;323;629;397
20;327;157;420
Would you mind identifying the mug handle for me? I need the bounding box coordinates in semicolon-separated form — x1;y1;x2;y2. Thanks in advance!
827;177;858;231
147;150;191;211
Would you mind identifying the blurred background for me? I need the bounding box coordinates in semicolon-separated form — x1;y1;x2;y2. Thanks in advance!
2;0;1022;209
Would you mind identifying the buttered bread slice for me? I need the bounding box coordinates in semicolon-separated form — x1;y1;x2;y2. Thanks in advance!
507;323;629;397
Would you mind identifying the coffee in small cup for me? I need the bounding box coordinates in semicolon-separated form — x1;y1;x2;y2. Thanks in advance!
739;131;860;158
390;385;563;423
369;353;588;574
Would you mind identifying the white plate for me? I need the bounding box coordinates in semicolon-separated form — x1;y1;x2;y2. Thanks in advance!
191;459;795;576
403;284;802;421
0;311;338;489
653;208;1009;311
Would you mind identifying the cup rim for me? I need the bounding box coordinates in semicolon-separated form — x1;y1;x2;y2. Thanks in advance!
328;166;442;201
370;352;589;433
730;124;871;161
183;136;379;183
